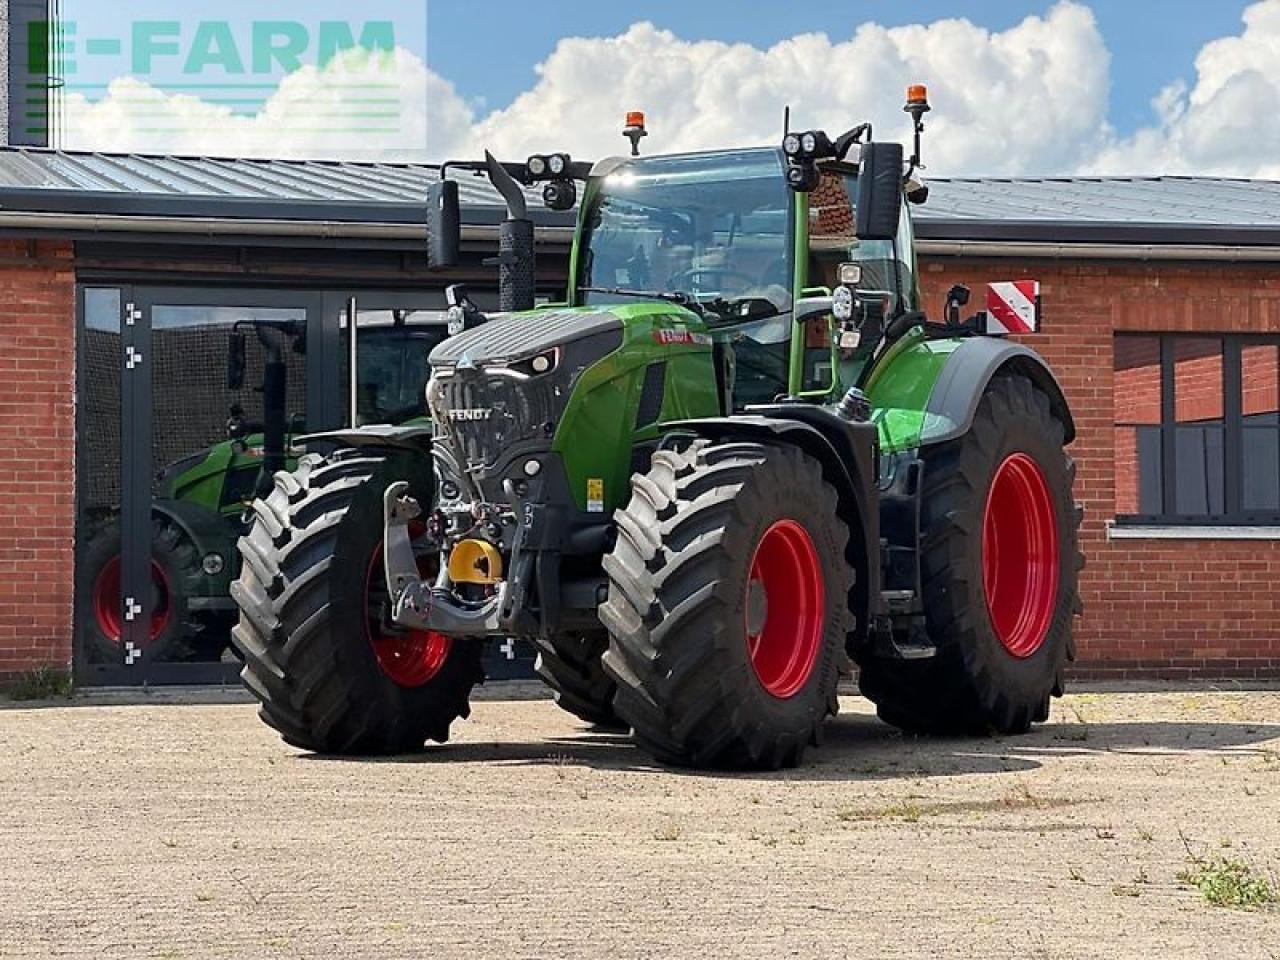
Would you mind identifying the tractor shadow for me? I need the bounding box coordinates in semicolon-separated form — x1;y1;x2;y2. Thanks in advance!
304;711;1280;783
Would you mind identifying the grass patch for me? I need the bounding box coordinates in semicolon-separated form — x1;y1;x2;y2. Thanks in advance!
1178;859;1277;909
3;667;72;701
652;821;683;842
835;787;1081;824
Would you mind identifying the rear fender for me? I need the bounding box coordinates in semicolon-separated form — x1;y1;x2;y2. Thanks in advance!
663;409;880;651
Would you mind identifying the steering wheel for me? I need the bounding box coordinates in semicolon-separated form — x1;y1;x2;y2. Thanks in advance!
668;266;758;292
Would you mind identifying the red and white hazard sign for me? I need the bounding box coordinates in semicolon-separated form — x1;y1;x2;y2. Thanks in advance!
985;280;1041;334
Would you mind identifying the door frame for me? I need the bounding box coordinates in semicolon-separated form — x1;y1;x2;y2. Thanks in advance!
75;284;325;686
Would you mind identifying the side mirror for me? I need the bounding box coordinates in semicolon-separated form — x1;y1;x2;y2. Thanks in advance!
227;330;246;390
427;180;461;269
855;142;904;241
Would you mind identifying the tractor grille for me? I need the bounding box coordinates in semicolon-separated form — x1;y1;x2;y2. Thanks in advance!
431;368;563;475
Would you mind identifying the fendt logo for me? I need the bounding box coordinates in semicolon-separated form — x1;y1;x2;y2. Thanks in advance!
446;409;494;423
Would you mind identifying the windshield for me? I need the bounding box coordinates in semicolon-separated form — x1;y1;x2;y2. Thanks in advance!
355;326;448;425
578;148;793;320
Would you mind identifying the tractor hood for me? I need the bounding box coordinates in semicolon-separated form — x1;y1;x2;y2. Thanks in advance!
426;308;626;483
429;308;623;369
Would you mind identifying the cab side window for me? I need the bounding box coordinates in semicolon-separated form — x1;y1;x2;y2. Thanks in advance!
809;171;901;312
895;198;919;313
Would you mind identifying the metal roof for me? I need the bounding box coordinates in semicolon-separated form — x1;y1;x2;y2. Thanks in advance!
923;176;1280;227
0;147;495;205
1;146;1280;247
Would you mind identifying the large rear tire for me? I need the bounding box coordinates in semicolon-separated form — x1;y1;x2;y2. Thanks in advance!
531;632;620;727
601;441;853;769
231;449;482;754
859;374;1082;735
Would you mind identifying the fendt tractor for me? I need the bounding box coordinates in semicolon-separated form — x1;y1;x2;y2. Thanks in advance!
231;87;1082;769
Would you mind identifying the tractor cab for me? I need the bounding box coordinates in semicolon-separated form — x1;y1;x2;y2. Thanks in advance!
566;134;923;415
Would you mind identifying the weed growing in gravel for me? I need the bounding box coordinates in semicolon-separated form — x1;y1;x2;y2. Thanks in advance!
1178;859;1277;909
3;667;72;701
653;822;682;842
835;786;1077;825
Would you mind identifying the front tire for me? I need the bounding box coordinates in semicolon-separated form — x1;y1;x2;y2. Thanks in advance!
531;631;620;727
231;449;482;754
859;374;1082;735
601;441;853;769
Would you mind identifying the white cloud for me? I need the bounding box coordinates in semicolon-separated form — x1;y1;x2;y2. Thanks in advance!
55;3;1280;180
1088;0;1280;177
437;3;1110;177
60;46;431;162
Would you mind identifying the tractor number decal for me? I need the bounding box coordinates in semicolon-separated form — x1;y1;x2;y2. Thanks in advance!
587;478;605;513
986;280;1041;334
653;329;712;347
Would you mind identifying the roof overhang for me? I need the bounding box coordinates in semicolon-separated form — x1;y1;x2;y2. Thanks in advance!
4;196;1280;262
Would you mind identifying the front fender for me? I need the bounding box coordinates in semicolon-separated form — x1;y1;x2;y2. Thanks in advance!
300;424;434;455
152;498;238;602
867;333;1074;452
663;409;880;650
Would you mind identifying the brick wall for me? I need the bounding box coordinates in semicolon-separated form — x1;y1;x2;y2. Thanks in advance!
919;256;1280;679
0;242;1275;683
0;240;75;680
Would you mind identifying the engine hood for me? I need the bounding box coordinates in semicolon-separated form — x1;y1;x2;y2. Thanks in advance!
429;308;623;368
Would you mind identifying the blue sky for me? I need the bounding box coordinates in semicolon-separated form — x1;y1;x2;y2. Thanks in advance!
48;1;1280;176
426;0;1250;137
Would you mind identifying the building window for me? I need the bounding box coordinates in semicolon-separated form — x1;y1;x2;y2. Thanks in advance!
1114;334;1280;525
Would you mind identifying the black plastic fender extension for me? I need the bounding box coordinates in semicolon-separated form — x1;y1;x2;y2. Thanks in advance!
924;338;1076;447
662;408;882;649
299;424;436;456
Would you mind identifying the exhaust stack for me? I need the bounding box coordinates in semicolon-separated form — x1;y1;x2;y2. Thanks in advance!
484;152;536;313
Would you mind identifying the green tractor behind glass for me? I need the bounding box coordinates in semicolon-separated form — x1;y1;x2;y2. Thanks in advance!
232;88;1082;768
85;316;447;665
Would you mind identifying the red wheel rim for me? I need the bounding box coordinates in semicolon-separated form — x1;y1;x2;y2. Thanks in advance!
982;453;1059;658
745;519;825;699
365;544;452;687
91;556;172;643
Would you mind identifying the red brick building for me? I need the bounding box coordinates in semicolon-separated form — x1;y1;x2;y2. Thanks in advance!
0;150;1276;684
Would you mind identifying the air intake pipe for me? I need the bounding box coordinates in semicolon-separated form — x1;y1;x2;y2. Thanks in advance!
484;152;537;313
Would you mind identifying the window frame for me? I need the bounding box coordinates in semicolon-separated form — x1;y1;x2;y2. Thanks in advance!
1115;332;1280;526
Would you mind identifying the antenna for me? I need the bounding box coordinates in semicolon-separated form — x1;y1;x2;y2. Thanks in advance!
783;105;791;138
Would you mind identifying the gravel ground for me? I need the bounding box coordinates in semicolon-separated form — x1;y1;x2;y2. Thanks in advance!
1;687;1278;959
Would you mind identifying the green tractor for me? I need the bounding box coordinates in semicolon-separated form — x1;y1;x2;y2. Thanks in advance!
85;316;448;665
232;88;1082;768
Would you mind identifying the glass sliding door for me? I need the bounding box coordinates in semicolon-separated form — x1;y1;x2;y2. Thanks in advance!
75;286;321;685
140;295;313;681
